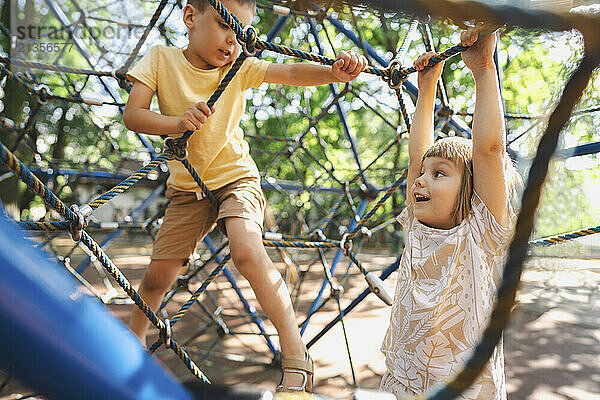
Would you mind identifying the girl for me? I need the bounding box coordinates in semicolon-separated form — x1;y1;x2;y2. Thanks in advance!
380;27;519;399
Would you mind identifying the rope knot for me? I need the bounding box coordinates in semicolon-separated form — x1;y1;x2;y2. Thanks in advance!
163;136;189;160
240;25;258;56
69;204;86;242
384;59;407;90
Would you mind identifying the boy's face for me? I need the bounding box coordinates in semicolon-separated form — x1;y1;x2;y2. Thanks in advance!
183;0;254;69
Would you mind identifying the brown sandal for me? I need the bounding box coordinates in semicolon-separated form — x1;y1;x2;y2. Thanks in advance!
276;351;314;393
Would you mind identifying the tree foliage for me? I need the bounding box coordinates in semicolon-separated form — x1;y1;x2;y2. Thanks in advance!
1;0;598;242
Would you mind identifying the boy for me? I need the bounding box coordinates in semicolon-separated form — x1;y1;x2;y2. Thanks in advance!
123;0;367;392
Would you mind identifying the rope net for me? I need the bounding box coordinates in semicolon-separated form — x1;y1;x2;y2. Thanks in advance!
1;0;600;397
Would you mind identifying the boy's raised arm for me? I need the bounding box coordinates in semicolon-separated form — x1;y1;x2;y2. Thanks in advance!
461;28;508;223
406;52;444;202
263;51;367;86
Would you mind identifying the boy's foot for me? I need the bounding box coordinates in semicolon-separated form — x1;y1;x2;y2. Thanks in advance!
276;352;314;393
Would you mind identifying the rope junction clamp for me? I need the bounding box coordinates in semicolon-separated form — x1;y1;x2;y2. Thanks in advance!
110;68;131;90
33;84;50;105
1;117;15;129
82;97;104;106
271;4;290;15
239;25;258;57
310;228;327;242
68;204;86;242
359;226;372;239
285;145;295;157
163;137;189;160
339;232;352;255
365;272;393;306
214;307;230;337
332;283;344;297
78;203;94;219
384;59;406;90
161;319;172;348
263;231;283;241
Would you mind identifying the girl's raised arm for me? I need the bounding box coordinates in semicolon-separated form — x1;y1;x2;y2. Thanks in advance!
461;29;509;224
406;53;445;204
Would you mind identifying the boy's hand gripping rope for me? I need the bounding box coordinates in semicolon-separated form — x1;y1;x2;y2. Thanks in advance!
206;0;476;90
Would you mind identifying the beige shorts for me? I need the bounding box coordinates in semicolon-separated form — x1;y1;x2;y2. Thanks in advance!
151;177;265;260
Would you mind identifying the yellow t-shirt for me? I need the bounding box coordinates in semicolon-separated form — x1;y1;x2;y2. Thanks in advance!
126;45;270;192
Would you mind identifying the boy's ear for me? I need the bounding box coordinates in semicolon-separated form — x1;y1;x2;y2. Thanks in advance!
182;4;196;29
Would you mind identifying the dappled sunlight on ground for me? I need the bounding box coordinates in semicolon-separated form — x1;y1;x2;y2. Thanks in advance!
505;257;600;400
1;253;598;400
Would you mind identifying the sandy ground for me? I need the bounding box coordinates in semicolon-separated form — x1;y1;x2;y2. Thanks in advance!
1;241;599;400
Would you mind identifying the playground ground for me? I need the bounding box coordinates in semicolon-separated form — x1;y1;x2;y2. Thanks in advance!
2;241;599;400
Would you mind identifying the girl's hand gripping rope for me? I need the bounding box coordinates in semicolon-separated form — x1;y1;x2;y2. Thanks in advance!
413;51;446;91
460;24;498;74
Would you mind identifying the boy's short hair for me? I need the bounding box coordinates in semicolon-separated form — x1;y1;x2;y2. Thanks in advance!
187;0;256;14
422;136;521;224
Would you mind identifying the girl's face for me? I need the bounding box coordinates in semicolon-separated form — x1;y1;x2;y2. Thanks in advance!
411;156;463;229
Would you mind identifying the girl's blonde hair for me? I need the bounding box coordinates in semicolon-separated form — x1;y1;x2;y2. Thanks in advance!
422;136;520;224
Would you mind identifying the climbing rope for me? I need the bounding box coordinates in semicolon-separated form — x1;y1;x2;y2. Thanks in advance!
529;225;600;247
3;0;600;394
0;140;210;383
0;56;120;78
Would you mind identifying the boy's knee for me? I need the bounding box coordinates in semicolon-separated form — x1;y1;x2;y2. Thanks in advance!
230;242;265;272
142;259;184;292
230;242;269;278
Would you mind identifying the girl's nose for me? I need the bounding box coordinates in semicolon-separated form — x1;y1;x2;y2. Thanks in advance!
414;176;425;187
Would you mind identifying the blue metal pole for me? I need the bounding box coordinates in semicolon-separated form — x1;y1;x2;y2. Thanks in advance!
203;236;278;354
300;199;368;335
307;19;370;188
0;214;192;400
258;15;290;57
326;16;472;138
556;141;600;159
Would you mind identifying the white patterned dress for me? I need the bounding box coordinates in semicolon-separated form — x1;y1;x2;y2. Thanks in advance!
380;193;511;399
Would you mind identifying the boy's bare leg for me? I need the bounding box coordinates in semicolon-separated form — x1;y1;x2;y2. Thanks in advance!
129;258;187;344
225;217;310;389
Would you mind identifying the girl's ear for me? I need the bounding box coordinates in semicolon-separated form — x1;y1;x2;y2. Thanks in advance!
182;4;196;29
